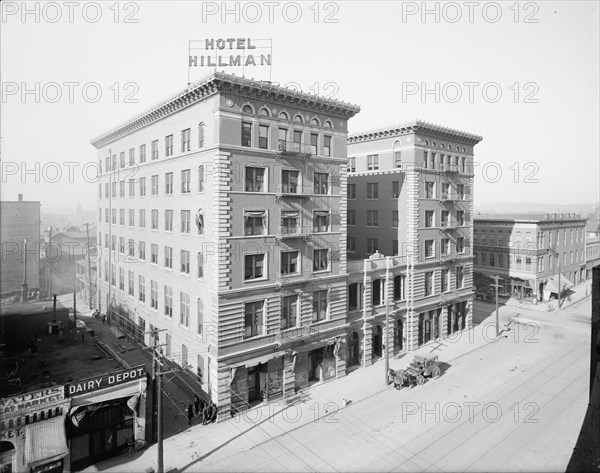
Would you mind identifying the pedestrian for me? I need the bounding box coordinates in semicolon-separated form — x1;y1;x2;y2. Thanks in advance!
202;404;209;425
187;403;194;425
194;394;200;415
210;403;218;423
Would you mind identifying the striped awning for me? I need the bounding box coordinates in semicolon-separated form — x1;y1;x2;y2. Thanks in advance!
25;416;69;469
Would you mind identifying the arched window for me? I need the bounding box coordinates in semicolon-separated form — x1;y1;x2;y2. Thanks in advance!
198;122;205;148
425;139;429;146
278;111;289;120
432;141;437;147
324;120;333;129
490;233;496;246
441;143;445;149
259;108;270;117
242;104;253;114
294;114;303;123
393;140;402;168
310;117;320;126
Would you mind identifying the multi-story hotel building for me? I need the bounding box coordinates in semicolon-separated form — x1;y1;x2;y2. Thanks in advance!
91;72;360;418
473;213;587;301
345;121;482;361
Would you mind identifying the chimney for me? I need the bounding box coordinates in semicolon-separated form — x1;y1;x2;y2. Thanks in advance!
18;194;23;202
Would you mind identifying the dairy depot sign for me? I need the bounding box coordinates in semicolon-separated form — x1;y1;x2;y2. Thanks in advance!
65;365;146;397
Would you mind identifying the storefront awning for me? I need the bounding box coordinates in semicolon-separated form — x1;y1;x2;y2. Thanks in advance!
70;378;145;408
229;351;286;369
545;275;574;293
25;416;69;469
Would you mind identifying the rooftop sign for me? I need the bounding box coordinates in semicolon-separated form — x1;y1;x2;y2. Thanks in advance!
64;365;146;397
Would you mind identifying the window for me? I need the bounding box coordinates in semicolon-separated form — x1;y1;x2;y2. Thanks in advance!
151;175;159;195
313;211;329;232
312;290;328;322
348;210;356;226
128;179;135;197
198;123;205;147
165;210;173;231
348;236;356;252
120;152;125;169
196;210;204;235
164;286;173;317
244;210;266;236
180;292;190;327
425;240;434;258
258;124;269;149
393;240;399;256
348;183;356;199
197;252;204;278
111;209;116;225
367;182;379;199
119;237;125;254
457;237;465;253
181;210;192;235
425;182;435;198
456;266;464;288
245;167;265;192
151;140;159;160
310;133;318;155
367;238;378;254
181;128;191;152
198;166;204;192
165;134;173;156
282;169;299;193
164;246;173;269
139;144;146;163
313;249;329;271
150;244;158;264
119;180;125;197
367;210;379;227
180;250;190;274
150;280;158;309
489;253;496;267
441;183;450;200
151;209;158;230
278;128;287;150
128;238;135;257
425;211;434;228
293;130;302;151
348;156;356;172
139;275;146;302
139;241;145;260
314;172;328;195
165;172;173;195
526;257;532;271
139;177;146;196
394;275;406;300
281;251;299;274
241;122;252;147
181;169;191;194
245;254;265;280
244;301;264;338
457;211;465;226
324;136;332;157
281;211;299;234
367;154;379;170
128;270;134;296
348;282;362;310
112;182;117;198
119;209;125;225
424;271;434;296
197;298;204;334
457;184;465;199
119;267;124;290
392;181;399;198
282;295;298;329
440;238;450;256
111;263;116;286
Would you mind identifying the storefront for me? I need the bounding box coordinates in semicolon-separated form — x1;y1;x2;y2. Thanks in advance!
0;387;70;473
64;365;147;472
229;353;285;412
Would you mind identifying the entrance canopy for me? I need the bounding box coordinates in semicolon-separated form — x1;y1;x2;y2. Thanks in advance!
24;416;69;469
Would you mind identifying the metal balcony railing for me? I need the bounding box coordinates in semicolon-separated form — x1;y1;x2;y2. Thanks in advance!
440;221;457;230
277;140;313;156
275;225;309;241
275;184;312;197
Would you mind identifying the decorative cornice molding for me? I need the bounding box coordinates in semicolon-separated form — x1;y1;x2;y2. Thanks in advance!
349;120;483;145
91;71;360;149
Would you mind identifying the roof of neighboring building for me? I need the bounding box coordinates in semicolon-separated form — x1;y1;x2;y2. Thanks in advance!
91;71;361;148
474;213;587;223
348;119;483;145
0;300;67;316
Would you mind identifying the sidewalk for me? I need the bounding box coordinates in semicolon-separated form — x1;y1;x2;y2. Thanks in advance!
502;280;591;313
81;310;505;473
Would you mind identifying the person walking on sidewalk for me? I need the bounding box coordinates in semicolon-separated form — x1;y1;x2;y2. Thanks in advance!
194;394;201;415
187;403;194;425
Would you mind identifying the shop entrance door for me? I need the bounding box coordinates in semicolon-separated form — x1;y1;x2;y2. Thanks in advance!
308;348;324;382
247;366;262;404
347;332;359;367
372;325;383;358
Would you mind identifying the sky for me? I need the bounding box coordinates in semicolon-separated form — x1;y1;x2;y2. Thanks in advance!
1;0;599;212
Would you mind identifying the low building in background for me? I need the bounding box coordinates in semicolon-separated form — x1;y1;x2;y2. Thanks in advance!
0;194;41;298
473;213;587;301
585;234;600;280
0;301;148;473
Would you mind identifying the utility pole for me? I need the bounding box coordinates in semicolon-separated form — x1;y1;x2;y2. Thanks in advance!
73;276;77;329
86;222;93;309
48;227;53;298
492;275;503;336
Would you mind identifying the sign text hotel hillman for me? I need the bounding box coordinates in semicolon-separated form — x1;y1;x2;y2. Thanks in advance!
189;38;272;68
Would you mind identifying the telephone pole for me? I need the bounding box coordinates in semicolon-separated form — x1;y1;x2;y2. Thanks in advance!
492;275;503;336
86;222;93;309
384;257;391;385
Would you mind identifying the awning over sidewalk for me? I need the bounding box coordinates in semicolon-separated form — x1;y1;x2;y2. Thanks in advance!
24;416;69;469
545;275;575;294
